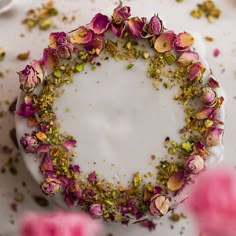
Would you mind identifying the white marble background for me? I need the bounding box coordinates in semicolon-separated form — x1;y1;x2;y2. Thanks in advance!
0;0;236;235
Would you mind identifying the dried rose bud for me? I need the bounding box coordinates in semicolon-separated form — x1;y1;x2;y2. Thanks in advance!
89;13;110;35
18;60;43;93
70;27;93;44
89;204;103;216
177;51;199;66
112;2;131;24
185;154;204;174
146;15;163;36
154;31;176;53
42;47;60;69
149;194;170;216
188;61;206;81
20;134;39;153
206;126;223;147
41;178;61;196
201;87;216;105
127;17;146;39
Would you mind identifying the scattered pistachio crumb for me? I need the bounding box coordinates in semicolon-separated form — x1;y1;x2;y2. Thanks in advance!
127;63;134;70
0;48;6;61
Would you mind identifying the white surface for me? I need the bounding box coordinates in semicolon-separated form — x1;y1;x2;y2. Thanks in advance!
0;0;236;236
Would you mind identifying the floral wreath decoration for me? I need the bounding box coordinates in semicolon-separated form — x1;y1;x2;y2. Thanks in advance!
16;2;224;227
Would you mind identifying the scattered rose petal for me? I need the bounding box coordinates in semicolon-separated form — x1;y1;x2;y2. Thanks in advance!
40;153;54;176
17;51;30;60
139;220;156;231
72;165;80;173
20;133;38;153
84;34;104;55
49;32;67;49
37;144;51;153
18;60;43;93
112;2;131;24
89;13;110;35
177;51;199;66
154;31;176;53
57;45;72;60
41;178;62;196
20;211;103;236
175;32;195;49
111;23;126;38
127;17;146;39
42;47;60;69
213;48;220;57
195;107;215;120
149;194;170;216
15;96;36;118
63;139;77;150
206;126;223;147
188;61;206;81
146;15;163;36
89;204;103;216
186;167;236;236
167;171;185;191
87;171;97;183
201;87;216;105
185;154;204;174
70;26;93;44
208;77;219;88
195;141;210;157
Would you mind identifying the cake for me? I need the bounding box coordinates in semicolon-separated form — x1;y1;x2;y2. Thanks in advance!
15;2;224;226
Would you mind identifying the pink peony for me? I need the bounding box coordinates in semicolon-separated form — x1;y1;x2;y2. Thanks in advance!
20;211;102;236
186;167;236;236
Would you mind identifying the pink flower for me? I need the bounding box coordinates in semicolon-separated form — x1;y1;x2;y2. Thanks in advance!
186;167;236;236
18;60;43;93
20;211;103;236
201;87;217;105
41;177;62;196
89;13;110;35
146;15;163;36
20;133;38;153
89;204;103;216
185;154;204;174
127;17;146;39
112;2;131;24
15;96;36;118
149;194;170;216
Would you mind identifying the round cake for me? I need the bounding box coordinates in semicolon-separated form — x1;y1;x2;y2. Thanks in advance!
15;3;224;226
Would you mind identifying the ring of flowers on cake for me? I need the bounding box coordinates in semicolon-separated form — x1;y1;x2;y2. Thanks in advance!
16;2;224;227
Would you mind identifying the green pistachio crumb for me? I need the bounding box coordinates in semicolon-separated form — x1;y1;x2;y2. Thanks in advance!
0;48;6;61
182;141;192;152
127;63;134;70
75;63;85;72
133;172;142;188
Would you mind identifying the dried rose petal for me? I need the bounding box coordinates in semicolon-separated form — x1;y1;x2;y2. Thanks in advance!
201;87;216;105
40;153;54;175
15;96;36;118
195;107;215;120
42;47;60;69
208;77;219;88
127;17;146;39
84;34;104;55
89;13;110;35
112;2;131;24
20;133;38;153
18;60;43;93
188;61;206;81
206;126;223;147
41;177;61;196
175;32;195;49
149;194;170;216
167;171;185;191
70;27;93;44
213;48;220;57
146;15;163;36
63;139;77;150
89;204;103;216
195;141;211;157
87;171;97;183
37;144;51;153
154;31;176;53
111;23;126;38
49;32;67;49
185;154;204;174
177;51;199;66
139;220;156;231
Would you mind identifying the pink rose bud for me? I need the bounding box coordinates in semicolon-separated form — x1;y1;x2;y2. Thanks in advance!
201;87;216;105
20;133;38;153
185;154;204;174
149;194;170;216
20;211;103;236
89;204;103;216
41;178;62;196
188;61;206;81
112;2;131;24
147;15;163;36
206;126;223;147
177;51;199;66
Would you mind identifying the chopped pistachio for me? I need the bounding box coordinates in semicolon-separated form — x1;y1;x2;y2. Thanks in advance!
133;172;142;188
0;48;6;61
182;141;192;152
127;63;134;70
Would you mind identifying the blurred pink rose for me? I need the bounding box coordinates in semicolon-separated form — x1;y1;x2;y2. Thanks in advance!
20;211;102;236
186;167;236;236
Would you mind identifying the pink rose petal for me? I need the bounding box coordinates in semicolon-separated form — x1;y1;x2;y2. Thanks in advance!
188;61;206;81
89;13;110;35
70;27;93;44
154;31;176;53
167;171;185;191
63;139;77;150
175;32;195;48
208;77;219;88
206;126;223;147
213;48;220;57
112;2;131;24
195;107;215;120
84;34;104;55
127;17;146;39
177;51;199;66
42;47;60;69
